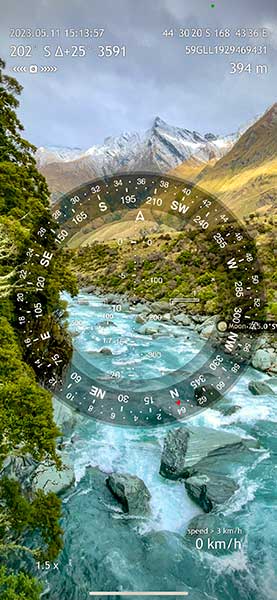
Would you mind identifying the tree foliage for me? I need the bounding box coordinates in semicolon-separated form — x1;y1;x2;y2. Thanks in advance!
0;478;63;561
0;58;77;595
0;566;42;600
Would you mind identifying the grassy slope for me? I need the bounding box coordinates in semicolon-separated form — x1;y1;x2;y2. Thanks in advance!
70;231;221;313
68;205;276;318
172;104;277;218
69;217;273;320
68;220;174;248
169;156;213;182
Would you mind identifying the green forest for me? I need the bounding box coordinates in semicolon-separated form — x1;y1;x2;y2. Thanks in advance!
70;218;274;321
0;59;77;598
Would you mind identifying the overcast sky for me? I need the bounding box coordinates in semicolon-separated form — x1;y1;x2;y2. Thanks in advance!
0;0;276;148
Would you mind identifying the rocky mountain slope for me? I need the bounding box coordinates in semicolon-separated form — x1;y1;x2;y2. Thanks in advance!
36;117;238;196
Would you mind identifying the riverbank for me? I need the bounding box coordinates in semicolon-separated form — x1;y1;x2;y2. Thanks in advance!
73;287;277;375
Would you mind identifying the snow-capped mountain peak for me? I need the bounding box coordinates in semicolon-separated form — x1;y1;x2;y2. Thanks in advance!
36;116;241;194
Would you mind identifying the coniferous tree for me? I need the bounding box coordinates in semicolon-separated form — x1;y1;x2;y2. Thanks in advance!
0;58;77;597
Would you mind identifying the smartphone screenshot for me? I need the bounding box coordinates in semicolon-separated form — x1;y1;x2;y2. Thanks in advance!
0;1;276;599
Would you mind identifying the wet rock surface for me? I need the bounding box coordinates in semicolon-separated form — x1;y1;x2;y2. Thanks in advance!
99;346;113;355
219;404;242;416
248;380;275;396
160;425;260;512
159;425;257;480
159;428;190;480
39;467;221;600
251;348;277;373
250;334;277;374
185;472;238;513
106;472;151;515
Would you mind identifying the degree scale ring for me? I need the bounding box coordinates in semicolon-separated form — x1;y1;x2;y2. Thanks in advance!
16;173;266;427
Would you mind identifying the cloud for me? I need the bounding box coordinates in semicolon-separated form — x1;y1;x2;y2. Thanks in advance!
0;0;276;147
263;21;277;49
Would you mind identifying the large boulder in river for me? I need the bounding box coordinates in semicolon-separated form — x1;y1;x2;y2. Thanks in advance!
248;380;275;396
251;348;277;372
185;473;238;513
106;473;151;515
159;428;190;480
199;323;215;339
159;426;258;480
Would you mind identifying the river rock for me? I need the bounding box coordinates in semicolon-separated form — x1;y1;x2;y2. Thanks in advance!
161;312;172;322
159;426;258;480
136;323;163;335
106;473;151;515
32;455;75;495
248;380;275;396
128;296;143;305
254;333;277;350
251;348;277;372
97;320;117;328
185;473;238;513
103;293;122;304
219;404;242;416
160;428;190;480
195;315;218;339
172;313;193;326
199;323;215;339
190;315;208;324
150;301;172;314
135;314;147;324
196;315;218;332
99;347;113;355
137;303;151;313
130;302;151;314
0;453;75;497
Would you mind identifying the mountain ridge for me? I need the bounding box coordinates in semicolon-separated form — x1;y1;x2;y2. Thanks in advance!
36;116;240;195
